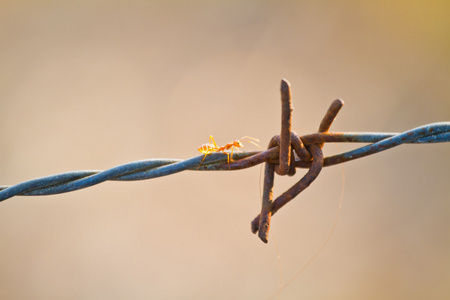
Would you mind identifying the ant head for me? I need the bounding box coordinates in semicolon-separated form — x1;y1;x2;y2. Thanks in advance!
233;140;244;147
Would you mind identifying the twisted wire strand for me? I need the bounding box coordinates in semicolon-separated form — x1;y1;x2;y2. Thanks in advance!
0;122;449;202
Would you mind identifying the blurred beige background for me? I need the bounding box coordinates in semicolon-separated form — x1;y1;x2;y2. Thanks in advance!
1;1;449;299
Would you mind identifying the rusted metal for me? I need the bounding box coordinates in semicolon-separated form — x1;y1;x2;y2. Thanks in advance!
278;79;293;175
317;99;344;149
257;134;280;241
257;79;295;242
318;99;344;134
252;144;324;238
253;79;340;242
291;131;312;162
257;162;275;243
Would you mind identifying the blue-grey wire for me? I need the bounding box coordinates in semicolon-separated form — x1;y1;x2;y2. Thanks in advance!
0;122;448;202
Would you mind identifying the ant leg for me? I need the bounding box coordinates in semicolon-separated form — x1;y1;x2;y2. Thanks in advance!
225;151;231;170
228;146;237;165
197;152;209;169
210;135;218;148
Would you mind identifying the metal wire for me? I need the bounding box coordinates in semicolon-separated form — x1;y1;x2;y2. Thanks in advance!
1;77;449;246
1;76;449;245
0;122;448;202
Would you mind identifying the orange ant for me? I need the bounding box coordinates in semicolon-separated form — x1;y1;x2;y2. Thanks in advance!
197;135;260;166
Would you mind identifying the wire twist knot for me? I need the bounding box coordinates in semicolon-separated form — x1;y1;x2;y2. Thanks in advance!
252;79;344;243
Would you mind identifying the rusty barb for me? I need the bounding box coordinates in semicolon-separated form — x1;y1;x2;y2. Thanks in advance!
1;79;449;244
255;79;343;243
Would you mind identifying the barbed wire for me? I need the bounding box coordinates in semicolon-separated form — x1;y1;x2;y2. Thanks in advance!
1;79;449;243
1;123;447;202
